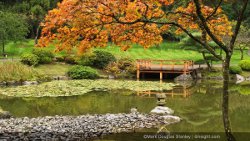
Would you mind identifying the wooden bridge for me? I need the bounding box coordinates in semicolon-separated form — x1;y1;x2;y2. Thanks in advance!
136;59;198;80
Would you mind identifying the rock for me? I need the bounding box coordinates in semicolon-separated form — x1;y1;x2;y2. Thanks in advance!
150;106;174;115
236;74;245;84
108;75;115;79
53;76;69;80
0;113;180;140
130;108;138;114
156;94;166;99
0;110;12;119
0;81;7;86
23;81;39;85
174;74;193;81
161;115;181;124
246;76;250;81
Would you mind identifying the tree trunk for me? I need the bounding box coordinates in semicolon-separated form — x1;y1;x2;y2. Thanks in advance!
35;24;41;45
202;52;212;70
222;53;235;141
2;40;5;56
239;48;244;60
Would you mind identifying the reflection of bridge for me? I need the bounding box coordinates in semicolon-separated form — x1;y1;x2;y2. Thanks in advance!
136;59;199;80
136;85;193;98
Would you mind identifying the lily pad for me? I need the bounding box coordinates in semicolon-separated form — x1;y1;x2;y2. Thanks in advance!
0;79;175;97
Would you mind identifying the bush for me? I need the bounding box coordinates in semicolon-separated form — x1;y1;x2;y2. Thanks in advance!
117;57;134;70
105;58;136;78
93;50;116;69
67;66;99;79
76;53;97;66
21;53;39;66
32;48;54;64
0;62;39;82
55;56;65;62
229;66;242;74
105;62;121;76
239;60;250;71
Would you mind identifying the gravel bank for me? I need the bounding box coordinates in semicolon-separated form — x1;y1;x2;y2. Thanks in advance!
0;113;180;140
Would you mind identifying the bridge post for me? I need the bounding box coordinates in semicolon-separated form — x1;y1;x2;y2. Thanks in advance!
160;71;163;80
137;70;140;79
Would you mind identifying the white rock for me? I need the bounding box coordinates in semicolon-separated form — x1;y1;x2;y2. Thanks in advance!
236;74;245;84
130;108;138;114
161;115;181;124
150;106;174;115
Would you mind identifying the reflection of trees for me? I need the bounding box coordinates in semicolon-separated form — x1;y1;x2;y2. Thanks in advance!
0;91;157;117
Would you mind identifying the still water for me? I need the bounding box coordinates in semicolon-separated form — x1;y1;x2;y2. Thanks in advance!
0;80;250;140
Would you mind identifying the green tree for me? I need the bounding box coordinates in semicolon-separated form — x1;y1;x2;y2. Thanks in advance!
0;0;62;42
0;11;28;56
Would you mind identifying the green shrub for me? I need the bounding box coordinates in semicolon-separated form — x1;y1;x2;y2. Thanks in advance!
93;50;116;69
239;60;250;71
21;53;39;66
229;66;242;74
67;66;99;79
55;56;65;62
32;48;54;64
76;53;97;66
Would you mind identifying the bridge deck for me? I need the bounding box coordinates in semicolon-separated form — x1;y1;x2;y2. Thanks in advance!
136;59;198;79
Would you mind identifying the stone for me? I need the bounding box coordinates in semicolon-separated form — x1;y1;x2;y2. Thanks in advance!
0;111;12;119
23;81;38;85
53;76;69;80
236;74;245;84
246;76;250;81
130;108;138;114
174;74;193;81
0;113;180;140
161;115;181;124
150;106;174;115
108;75;115;79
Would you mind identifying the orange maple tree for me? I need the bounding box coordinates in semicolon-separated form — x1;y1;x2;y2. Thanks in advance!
38;0;231;56
39;1;249;141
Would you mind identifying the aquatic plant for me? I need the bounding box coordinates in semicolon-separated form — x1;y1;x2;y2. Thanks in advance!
0;79;175;97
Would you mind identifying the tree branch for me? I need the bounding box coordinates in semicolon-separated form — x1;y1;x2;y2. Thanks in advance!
206;0;223;21
193;0;228;53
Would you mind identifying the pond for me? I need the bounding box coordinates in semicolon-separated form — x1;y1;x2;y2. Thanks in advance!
0;80;250;140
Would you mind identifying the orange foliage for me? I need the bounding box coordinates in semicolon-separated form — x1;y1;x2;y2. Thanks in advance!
174;2;232;41
38;0;232;54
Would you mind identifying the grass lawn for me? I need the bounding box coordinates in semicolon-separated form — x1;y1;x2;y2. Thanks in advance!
34;63;72;76
1;40;250;65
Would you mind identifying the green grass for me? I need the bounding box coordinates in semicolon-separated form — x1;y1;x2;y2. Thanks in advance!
1;40;250;65
1;40;66;58
34;63;72;76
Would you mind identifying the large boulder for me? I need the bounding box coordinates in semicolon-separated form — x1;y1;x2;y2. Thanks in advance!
174;74;193;81
150;106;174;115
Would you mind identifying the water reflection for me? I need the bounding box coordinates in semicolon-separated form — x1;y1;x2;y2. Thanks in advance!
0;80;250;140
